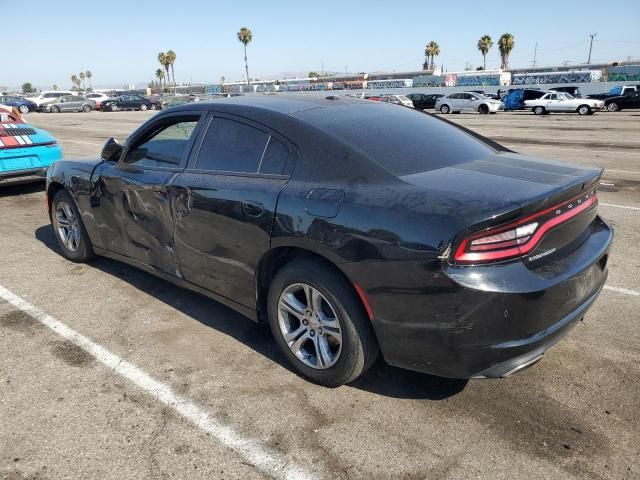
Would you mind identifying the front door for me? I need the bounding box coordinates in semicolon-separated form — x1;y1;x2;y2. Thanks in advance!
172;113;294;308
92;113;202;274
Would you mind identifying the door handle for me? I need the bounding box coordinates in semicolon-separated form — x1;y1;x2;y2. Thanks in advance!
242;200;264;217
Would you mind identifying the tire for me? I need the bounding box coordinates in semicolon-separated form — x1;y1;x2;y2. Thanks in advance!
577;105;591;115
478;104;489;114
533;106;545;115
140;104;148;111
82;105;92;113
440;104;450;114
607;102;619;112
51;190;95;263
18;105;29;114
267;259;379;387
51;105;60;113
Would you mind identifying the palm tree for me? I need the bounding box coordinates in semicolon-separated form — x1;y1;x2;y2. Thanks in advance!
426;41;440;70
79;72;86;91
158;52;170;90
477;35;493;70
155;68;165;88
71;74;78;90
237;27;253;85
166;50;177;92
498;33;515;69
53;84;59;91
85;70;93;90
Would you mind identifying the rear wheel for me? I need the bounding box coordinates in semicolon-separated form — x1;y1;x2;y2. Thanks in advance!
51;105;60;113
82;105;92;113
268;260;379;387
607;102;619;112
478;104;489;114
18;105;29;114
440;104;450;114
533;106;545;115
51;190;95;262
577;105;591;115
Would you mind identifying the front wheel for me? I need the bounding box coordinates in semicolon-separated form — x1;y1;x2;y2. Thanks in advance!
51;105;60;113
577;105;591;115
82;105;92;112
139;104;148;111
268;260;379;387
51;190;95;262
18;105;29;114
478;104;489;114
607;102;619;112
440;104;450;114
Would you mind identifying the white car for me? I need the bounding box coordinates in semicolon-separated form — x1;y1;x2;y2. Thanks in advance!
84;93;112;109
525;92;604;115
380;94;414;108
25;90;75;108
435;92;503;114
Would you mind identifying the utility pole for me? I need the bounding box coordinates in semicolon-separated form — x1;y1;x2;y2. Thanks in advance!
587;33;597;64
532;42;538;68
321;62;324;77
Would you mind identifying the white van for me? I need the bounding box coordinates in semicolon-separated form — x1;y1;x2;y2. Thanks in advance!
25;90;75;108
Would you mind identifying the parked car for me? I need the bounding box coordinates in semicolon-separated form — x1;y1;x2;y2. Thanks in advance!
160;95;190;109
525;92;604;115
406;93;444;110
42;96;96;113
85;93;112;110
502;89;546;111
144;95;163;110
0;106;62;182
45;96;612;386
549;86;582;98
435;92;503;114
0;95;38;114
587;85;639;100
101;95;153;111
603;90;640;112
380;94;414;107
25;91;74;109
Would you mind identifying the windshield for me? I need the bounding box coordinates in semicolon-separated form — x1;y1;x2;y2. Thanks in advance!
608;87;622;96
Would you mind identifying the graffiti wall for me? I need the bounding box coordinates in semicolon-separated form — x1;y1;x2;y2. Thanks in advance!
456;74;501;87
607;65;640;82
512;70;602;85
412;75;445;87
364;79;412;89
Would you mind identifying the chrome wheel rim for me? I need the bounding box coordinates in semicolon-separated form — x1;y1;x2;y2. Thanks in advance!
607;103;618;112
19;105;29;114
579;106;589;115
277;283;342;370
140;104;147;111
55;201;81;252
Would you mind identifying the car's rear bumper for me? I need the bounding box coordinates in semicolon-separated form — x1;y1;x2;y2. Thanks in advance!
0;144;63;179
347;216;613;379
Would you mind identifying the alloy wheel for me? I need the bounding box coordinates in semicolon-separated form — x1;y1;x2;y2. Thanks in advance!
18;105;29;114
607;103;619;112
277;283;343;370
55;202;81;252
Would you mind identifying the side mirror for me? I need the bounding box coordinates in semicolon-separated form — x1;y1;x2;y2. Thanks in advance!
101;137;122;162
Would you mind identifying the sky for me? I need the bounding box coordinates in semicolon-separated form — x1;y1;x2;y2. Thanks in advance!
2;0;639;90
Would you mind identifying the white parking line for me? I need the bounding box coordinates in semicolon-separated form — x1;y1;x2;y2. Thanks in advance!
505;144;640;156
600;203;640;211
0;284;316;480
604;285;640;296
60;139;104;146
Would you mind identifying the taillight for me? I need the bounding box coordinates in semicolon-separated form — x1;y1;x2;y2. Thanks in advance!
454;189;598;264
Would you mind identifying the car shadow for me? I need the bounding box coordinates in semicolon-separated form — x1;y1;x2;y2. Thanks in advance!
34;224;466;400
0;179;45;197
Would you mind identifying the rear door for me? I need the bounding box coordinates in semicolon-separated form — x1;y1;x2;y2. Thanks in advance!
171;113;295;308
92;112;203;273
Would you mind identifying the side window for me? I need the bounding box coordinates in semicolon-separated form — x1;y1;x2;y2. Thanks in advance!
196;117;268;173
259;136;290;175
125;117;199;168
43;93;55;98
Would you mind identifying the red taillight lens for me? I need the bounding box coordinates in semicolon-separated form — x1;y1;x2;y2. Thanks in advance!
454;189;598;264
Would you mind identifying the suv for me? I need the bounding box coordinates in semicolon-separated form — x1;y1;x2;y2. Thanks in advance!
587;85;639;100
25;91;75;109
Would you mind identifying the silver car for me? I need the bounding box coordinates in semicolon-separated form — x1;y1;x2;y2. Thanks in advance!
42;95;96;113
435;92;503;114
380;94;414;108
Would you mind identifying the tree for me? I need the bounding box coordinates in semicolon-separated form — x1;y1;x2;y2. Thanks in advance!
220;76;225;85
237;27;253;85
21;82;35;93
477;35;493;71
53;84;59;90
158;52;170;90
71;75;78;89
498;33;515;69
85;70;93;90
308;71;320;78
155;68;164;88
166;50;177;92
425;41;440;70
79;72;86;91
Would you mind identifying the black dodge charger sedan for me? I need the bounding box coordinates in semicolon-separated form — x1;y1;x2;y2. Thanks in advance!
46;96;612;386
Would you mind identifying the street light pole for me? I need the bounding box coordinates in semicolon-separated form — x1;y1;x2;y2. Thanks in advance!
587;33;597;64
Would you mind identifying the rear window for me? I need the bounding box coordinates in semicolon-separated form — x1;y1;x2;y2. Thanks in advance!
293;103;494;176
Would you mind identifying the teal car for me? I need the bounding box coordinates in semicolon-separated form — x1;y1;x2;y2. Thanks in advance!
0;111;62;181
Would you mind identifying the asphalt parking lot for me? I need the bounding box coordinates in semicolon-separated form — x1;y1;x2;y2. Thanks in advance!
1;108;639;480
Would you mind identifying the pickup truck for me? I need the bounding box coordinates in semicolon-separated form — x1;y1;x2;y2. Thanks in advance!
587;85;639;100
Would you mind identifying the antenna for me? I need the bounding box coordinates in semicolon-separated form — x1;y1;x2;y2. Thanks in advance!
587;33;597;64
